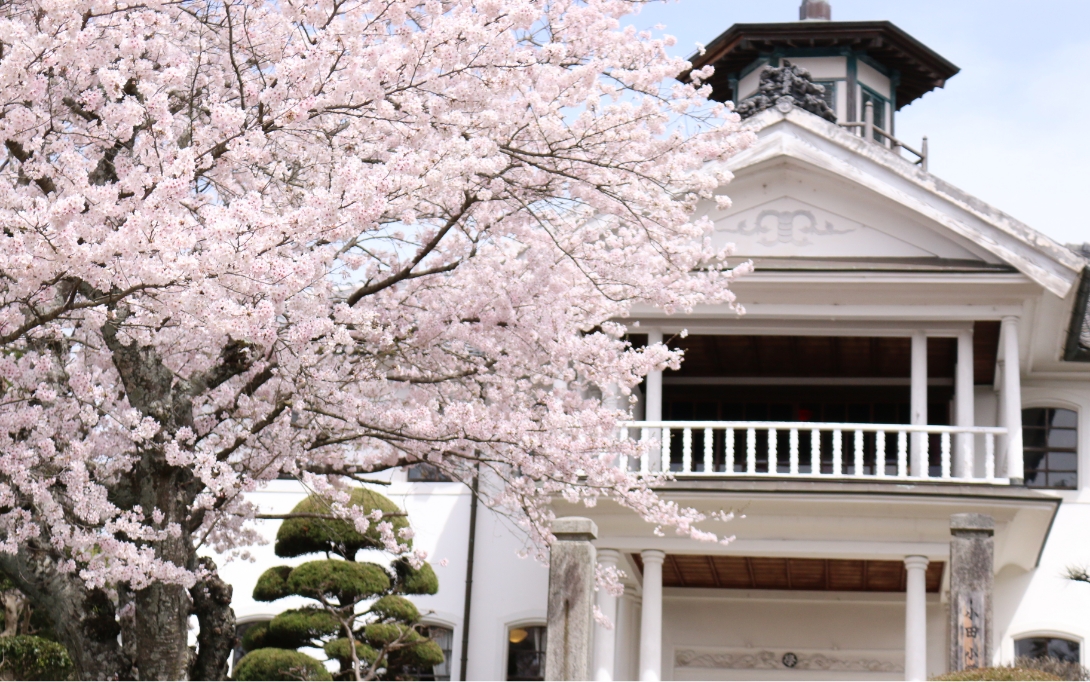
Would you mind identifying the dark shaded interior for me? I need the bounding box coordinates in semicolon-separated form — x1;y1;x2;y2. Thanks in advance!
628;323;1000;383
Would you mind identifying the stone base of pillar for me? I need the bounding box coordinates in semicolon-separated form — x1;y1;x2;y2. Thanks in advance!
545;518;598;682
949;514;995;672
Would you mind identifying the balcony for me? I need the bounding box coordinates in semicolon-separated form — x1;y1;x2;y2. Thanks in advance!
621;420;1010;484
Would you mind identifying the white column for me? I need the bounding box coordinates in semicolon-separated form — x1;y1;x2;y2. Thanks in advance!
910;332;928;477
955;330;975;478
645;330;663;423
594;550;621;682
646;330;664;472
904;556;930;681
1001;316;1023;482
639;550;665;682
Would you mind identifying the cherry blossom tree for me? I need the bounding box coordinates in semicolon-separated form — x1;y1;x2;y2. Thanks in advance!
0;0;750;678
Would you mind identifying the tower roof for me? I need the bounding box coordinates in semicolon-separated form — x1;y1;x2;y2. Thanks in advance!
691;21;960;110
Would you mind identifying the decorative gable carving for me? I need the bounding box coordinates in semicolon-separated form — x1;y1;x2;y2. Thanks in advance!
714;197;936;258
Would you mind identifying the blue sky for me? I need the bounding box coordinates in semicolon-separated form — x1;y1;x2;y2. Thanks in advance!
626;0;1090;247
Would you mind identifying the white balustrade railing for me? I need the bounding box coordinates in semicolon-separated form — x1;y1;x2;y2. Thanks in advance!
619;421;1009;484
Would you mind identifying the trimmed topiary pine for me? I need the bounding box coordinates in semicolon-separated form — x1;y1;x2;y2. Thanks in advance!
236;489;444;681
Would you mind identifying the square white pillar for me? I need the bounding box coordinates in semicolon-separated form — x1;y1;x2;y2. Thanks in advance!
1000;317;1023;483
955;330;975;478
910;332;928;477
638;550;664;682
645;330;664;472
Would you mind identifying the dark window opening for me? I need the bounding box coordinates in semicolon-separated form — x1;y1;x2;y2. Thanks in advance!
506;626;546;681
231;620;270;671
1015;637;1080;664
1023;408;1078;490
861;87;888;141
408;463;453;482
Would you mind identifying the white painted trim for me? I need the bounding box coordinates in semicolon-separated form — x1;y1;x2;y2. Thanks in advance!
724;110;1084;296
1007;630;1085;665
662;587;941;603
595;538;951;560
661;377;953;387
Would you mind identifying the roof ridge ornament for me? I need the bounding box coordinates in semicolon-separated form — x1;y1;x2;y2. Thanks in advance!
735;60;837;123
800;0;831;21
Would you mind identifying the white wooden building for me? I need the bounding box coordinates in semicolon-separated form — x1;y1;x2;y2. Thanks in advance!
217;2;1090;680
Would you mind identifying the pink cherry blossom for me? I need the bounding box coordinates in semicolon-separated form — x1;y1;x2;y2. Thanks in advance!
0;0;749;677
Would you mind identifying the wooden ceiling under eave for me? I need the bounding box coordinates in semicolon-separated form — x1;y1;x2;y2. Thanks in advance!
632;554;944;593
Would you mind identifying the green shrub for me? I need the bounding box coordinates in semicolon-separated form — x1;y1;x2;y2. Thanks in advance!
266;608;343;649
0;634;73;681
932;667;1062;681
387;638;446;669
275;489;410;560
369;595;420;623
392;557;438;595
240;621;269;653
253;565;294;602
323;637;379;666
286;560;391;603
234;648;332;681
253;488;440;680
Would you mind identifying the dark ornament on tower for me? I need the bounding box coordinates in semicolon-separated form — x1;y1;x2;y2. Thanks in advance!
735;60;838;123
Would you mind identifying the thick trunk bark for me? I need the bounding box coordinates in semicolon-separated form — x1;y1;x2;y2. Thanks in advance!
1;590;23;637
0;551;133;680
134;581;193;680
189;558;236;681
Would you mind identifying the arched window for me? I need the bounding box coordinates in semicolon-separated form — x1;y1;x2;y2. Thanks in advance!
231;619;270;671
506;625;547;681
1023;408;1078;489
412;625;454;681
1015;636;1080;663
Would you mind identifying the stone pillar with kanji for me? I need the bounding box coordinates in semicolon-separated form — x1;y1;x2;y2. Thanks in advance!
948;514;995;672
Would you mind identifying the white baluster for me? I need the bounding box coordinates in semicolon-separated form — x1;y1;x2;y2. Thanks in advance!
747;428;756;474
703;428;713;474
623;427;632;470
789;429;799;476
811;428;820;475
985;433;995;481
661;427;671;473
941;432;951;479
682;428;692;474
832;429;842;476
726;428;735;474
898;431;908;478
769;428;778;474
876;430;887;478
640;428;650;474
854;430;864;477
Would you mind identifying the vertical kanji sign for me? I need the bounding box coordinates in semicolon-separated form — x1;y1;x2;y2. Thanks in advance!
956;591;986;669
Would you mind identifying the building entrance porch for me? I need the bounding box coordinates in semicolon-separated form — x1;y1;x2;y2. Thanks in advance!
596;552;942;682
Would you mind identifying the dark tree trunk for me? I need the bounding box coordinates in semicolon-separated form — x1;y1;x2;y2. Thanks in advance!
0;550;134;680
189;558;236;681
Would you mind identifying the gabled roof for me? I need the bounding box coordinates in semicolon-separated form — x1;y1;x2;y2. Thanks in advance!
691;21;960;109
718;105;1087;298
